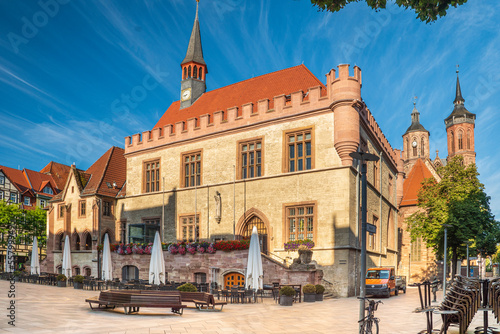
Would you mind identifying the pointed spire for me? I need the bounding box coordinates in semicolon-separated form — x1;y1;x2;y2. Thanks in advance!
181;0;206;67
404;97;428;135
454;66;465;104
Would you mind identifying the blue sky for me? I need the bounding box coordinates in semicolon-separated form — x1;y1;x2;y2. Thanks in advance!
0;0;499;217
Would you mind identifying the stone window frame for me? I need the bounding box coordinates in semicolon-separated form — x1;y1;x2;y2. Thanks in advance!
58;204;64;219
142;158;161;193
79;199;86;218
282;201;317;245
178;213;200;242
237;136;264;180
282;126;315;173
368;214;379;252
180;149;203;188
102;200;113;217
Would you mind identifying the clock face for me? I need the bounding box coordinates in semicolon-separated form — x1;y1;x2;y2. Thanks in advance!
181;88;192;101
412;141;417;147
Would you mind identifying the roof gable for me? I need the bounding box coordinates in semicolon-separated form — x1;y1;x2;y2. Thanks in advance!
0;165;30;193
82;146;126;198
154;64;325;130
40;161;76;190
400;159;436;207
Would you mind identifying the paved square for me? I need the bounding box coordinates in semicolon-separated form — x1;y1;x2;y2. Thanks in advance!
0;280;498;333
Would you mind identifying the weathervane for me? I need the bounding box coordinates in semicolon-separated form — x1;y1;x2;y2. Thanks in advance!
456;64;459;74
413;96;418;107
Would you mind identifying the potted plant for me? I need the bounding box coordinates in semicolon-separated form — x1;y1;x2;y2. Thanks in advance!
176;282;198;292
303;284;316;302
315;284;325;301
73;275;84;289
279;286;295;306
57;274;67;287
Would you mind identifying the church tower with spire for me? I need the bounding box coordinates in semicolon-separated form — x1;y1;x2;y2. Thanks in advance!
402;100;430;175
444;70;476;165
180;0;207;109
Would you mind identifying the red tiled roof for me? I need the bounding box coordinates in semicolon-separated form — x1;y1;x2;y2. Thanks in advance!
24;169;58;197
154;64;326;129
82;146;126;198
0;165;30;193
400;159;435;207
40;161;75;190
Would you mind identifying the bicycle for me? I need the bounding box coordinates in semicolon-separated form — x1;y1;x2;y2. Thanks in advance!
358;297;383;334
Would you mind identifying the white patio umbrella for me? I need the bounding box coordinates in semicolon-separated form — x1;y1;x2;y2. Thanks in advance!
62;235;72;277
102;233;113;281
245;226;263;290
30;236;40;275
149;231;165;285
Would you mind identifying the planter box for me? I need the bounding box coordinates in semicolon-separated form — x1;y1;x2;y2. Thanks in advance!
303;293;316;302
485;272;493;277
280;295;294;306
74;282;83;289
315;293;324;301
57;281;67;287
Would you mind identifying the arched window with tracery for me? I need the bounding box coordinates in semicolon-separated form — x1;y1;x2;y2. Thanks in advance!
458;131;463;150
467;130;471;149
240;215;268;254
412;138;417;156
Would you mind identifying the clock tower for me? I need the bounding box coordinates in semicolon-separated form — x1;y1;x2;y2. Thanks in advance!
180;0;207;109
402;100;430;175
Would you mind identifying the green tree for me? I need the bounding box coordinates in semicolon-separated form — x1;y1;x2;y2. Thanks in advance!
408;156;498;278
0;201;47;248
310;0;469;23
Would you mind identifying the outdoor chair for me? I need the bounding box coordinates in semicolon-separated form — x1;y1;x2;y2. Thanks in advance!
243;289;254;303
230;287;240;303
255;289;264;302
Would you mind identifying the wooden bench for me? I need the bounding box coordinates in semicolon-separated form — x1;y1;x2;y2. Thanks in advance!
110;290;226;311
179;291;227;311
85;290;186;315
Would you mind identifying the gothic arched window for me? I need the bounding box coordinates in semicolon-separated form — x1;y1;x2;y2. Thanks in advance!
412;138;417;157
458;131;463;150
193;66;197;79
421;138;425;156
467;130;471;149
183;67;187;80
199;67;203;80
188;66;191;78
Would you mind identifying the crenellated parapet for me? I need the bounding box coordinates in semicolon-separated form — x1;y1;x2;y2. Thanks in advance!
125;64;397;171
359;105;398;168
125;84;329;154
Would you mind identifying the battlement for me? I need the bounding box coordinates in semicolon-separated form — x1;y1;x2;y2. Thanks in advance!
359;106;398;168
125;84;330;154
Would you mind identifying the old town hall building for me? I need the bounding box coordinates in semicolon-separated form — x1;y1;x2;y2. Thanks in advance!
43;2;477;297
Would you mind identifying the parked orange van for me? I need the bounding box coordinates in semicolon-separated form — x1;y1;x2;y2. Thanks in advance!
365;267;397;298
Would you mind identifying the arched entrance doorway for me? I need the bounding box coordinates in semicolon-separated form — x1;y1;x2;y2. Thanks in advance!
240;215;268;254
224;272;245;288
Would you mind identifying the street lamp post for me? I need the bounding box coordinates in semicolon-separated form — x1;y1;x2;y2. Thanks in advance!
466;241;470;277
350;151;379;326
442;224;452;295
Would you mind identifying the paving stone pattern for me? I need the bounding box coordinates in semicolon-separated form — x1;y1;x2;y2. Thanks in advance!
0;281;497;333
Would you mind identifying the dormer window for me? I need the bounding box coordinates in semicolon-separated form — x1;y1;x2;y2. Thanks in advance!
43;186;53;195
